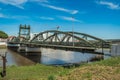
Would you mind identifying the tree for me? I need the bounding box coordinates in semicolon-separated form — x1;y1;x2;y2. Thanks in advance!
0;31;8;38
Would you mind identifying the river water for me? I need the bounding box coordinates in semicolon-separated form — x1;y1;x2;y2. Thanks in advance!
0;48;110;66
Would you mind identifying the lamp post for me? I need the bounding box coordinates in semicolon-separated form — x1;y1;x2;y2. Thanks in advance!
0;52;7;77
55;26;59;43
72;17;74;47
57;26;59;31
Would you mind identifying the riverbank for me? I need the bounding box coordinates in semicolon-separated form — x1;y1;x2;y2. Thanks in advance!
0;45;7;49
0;42;7;49
57;56;120;80
0;64;70;80
0;56;120;80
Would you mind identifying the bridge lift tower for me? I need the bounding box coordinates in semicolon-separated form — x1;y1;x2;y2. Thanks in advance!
18;24;31;41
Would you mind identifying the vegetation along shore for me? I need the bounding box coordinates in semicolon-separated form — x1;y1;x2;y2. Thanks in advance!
0;56;120;80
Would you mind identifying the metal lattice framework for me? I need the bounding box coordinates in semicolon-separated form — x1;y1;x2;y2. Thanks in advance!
30;30;107;48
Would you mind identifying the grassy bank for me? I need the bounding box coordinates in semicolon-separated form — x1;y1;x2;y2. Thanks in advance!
57;56;120;80
0;64;69;80
0;45;7;49
0;56;120;80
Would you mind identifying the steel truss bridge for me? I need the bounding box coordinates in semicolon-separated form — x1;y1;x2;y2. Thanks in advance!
8;30;110;53
29;30;108;48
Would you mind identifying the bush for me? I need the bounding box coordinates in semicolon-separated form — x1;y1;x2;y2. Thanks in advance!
48;75;55;80
0;31;8;38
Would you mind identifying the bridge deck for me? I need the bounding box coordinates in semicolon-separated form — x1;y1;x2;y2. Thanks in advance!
24;43;95;52
7;42;104;54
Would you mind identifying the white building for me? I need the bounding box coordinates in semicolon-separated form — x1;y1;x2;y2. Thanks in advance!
111;44;120;56
0;38;7;46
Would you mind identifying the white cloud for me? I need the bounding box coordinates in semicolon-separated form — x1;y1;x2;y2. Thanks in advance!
39;16;54;20
40;4;79;14
96;1;120;10
0;0;48;9
0;0;28;9
0;13;7;18
11;15;29;19
71;10;79;14
0;13;29;20
59;16;82;22
30;0;48;3
0;0;28;5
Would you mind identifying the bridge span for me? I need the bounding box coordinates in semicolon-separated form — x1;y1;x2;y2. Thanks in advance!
7;29;110;54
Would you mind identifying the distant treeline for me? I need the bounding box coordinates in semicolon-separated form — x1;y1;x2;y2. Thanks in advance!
106;39;120;44
0;31;8;38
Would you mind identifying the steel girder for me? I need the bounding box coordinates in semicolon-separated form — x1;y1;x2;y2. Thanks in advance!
29;30;106;48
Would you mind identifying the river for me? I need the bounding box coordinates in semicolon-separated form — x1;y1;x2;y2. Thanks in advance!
0;48;110;66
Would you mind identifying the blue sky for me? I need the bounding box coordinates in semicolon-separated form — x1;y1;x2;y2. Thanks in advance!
0;0;120;39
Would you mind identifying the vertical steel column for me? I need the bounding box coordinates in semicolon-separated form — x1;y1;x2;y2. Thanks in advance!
102;41;104;53
72;17;74;47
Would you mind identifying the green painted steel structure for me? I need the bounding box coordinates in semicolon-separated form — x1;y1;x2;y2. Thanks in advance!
7;29;111;53
29;30;107;48
19;24;31;40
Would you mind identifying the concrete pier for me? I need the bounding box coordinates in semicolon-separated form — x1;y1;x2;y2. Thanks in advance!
111;44;120;56
25;47;41;53
7;42;41;53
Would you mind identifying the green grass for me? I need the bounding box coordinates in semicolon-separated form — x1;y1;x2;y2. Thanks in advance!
93;56;120;66
0;64;69;80
57;56;120;80
0;56;120;80
0;45;7;49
